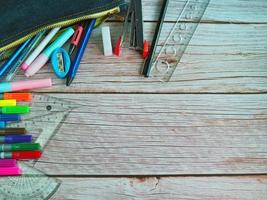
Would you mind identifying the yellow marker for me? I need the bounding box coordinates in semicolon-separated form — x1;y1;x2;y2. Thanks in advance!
0;100;16;107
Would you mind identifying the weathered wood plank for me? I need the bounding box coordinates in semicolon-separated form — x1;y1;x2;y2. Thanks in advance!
52;176;267;200
142;0;267;23
15;23;267;93
33;93;267;175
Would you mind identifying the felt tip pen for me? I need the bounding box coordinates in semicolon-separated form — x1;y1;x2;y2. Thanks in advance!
0;135;32;144
0;122;6;128
0;79;52;93
0;106;30;114
0;114;21;122
0;151;42;160
0;100;16;107
0;167;22;176
66;19;96;86
21;27;61;71
0;143;40;152
0;159;17;167
0;128;26;135
0;93;32;101
25;27;75;77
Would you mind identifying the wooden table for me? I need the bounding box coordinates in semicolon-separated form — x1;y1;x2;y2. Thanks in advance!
24;0;267;199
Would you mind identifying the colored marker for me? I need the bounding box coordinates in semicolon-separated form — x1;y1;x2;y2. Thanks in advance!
0;38;32;77
0;79;52;93
66;19;96;86
0;122;6;128
0;143;40;152
0;159;17;167
0;151;42;159
21;27;61;71
1;106;30;114
0;114;21;122
69;25;84;55
0;128;26;135
5;31;46;81
1;93;32;101
0;100;16;107
0;135;32;144
0;167;22;176
25;27;74;77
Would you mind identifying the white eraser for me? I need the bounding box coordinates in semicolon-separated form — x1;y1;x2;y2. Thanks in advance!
101;26;113;56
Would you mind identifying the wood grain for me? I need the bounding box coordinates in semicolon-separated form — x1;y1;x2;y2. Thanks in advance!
14;23;267;93
32;93;267;175
141;0;267;23
52;176;267;200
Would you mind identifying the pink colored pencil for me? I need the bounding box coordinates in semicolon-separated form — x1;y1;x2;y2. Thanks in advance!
0;159;17;167
0;167;22;176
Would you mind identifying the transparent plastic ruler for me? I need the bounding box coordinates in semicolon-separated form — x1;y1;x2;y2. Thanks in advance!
148;0;210;82
0;94;81;200
0;163;60;200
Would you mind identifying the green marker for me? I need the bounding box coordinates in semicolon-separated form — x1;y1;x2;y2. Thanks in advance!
0;143;41;152
1;106;30;114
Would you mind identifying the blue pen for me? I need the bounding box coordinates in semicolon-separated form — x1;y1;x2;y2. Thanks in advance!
0;39;32;77
0;114;21;122
66;19;96;86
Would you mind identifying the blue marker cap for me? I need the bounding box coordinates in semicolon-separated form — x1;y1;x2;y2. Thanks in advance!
0;135;32;144
0;122;6;128
0;114;21;122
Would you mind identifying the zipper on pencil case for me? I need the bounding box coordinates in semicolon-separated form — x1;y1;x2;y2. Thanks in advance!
0;7;121;54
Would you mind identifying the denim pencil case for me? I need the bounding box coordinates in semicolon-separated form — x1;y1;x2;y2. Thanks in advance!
0;0;124;55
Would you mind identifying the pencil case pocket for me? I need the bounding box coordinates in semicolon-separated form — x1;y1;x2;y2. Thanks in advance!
0;0;124;53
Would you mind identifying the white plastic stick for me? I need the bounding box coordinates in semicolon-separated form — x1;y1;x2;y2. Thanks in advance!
101;26;113;56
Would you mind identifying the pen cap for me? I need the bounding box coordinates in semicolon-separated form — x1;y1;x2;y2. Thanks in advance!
3;93;32;101
1;135;32;144
0;128;26;135
0;167;22;176
11;143;41;151
12;151;42;160
2;106;30;114
0;114;21;122
44;27;75;56
0;159;17;167
11;79;52;92
0;100;16;107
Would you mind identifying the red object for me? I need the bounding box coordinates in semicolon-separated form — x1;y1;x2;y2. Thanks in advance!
3;93;32;101
71;26;84;46
12;151;42;160
114;37;122;56
143;40;149;59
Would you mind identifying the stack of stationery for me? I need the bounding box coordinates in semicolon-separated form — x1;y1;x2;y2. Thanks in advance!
0;18;98;87
0;93;42;176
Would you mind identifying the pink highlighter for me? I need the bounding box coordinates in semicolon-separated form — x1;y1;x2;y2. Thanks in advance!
0;79;52;93
0;167;22;176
